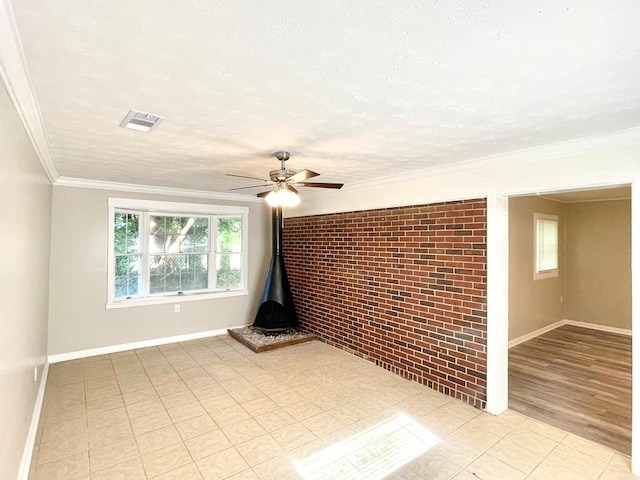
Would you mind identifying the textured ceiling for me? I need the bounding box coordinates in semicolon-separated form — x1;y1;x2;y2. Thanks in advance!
9;0;640;196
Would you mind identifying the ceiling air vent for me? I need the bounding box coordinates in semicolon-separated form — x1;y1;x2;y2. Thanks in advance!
119;109;165;132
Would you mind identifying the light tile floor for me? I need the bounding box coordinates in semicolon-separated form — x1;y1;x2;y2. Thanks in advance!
28;335;637;479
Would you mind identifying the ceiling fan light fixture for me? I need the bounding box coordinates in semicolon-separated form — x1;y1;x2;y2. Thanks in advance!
265;187;300;208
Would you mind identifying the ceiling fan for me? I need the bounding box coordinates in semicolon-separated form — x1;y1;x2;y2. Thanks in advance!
226;151;343;207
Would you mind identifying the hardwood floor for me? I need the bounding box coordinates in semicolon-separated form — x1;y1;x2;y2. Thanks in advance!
509;325;631;454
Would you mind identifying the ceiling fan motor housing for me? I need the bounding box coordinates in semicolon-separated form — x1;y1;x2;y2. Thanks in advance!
271;151;294;182
269;169;296;182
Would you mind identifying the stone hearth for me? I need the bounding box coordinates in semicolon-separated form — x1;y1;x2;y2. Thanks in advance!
228;326;315;353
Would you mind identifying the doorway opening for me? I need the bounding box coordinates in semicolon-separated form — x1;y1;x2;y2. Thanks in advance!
506;185;632;453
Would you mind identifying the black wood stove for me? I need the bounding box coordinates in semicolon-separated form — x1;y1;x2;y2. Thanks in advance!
253;205;298;332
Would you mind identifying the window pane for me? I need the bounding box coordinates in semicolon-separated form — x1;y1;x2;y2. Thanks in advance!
149;216;177;253
149;215;208;254
217;217;242;253
181;217;209;253
216;252;241;289
115;255;141;297
537;218;558;272
114;212;139;254
149;254;208;294
181;255;209;290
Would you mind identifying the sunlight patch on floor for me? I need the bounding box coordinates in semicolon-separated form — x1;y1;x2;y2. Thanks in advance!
294;413;440;479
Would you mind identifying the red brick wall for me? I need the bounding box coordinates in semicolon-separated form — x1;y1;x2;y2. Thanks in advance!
283;199;488;409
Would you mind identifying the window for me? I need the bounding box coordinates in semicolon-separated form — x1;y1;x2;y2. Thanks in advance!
108;198;248;308
534;213;558;280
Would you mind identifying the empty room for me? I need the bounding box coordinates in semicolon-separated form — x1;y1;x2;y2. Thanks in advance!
2;1;640;480
508;189;632;454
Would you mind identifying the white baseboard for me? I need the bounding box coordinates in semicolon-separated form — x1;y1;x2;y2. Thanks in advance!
508;320;565;349
563;319;632;336
18;361;49;480
509;319;632;349
48;324;250;364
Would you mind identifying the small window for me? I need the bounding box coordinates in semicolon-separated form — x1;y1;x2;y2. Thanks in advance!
107;198;249;308
534;213;558;280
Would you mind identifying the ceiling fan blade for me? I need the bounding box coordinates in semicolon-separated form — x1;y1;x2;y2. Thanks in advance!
229;184;269;191
288;169;320;183
226;173;271;182
257;190;273;198
288;185;299;194
296;182;344;189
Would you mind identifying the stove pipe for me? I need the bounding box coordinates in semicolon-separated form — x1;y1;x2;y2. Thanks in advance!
252;205;298;332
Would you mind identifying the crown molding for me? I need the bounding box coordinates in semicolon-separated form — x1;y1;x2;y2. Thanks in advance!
55;176;264;202
344;126;640;194
0;0;58;183
291;126;640;218
537;194;631;204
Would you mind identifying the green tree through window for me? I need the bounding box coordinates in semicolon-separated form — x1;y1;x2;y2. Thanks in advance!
216;217;242;289
114;212;141;298
149;215;209;294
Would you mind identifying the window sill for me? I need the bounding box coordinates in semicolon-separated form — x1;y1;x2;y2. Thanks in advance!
534;270;558;281
105;289;248;309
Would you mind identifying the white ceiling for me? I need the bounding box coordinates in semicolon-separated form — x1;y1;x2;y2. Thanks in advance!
7;0;640;197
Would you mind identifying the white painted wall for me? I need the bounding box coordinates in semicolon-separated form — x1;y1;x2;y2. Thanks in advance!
486;195;509;415
47;186;271;355
0;84;51;480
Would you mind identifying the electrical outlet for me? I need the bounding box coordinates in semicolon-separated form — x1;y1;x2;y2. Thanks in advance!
34;366;39;382
560;295;564;304
174;304;181;313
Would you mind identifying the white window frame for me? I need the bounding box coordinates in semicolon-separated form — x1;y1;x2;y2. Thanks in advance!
107;198;249;309
533;212;559;280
